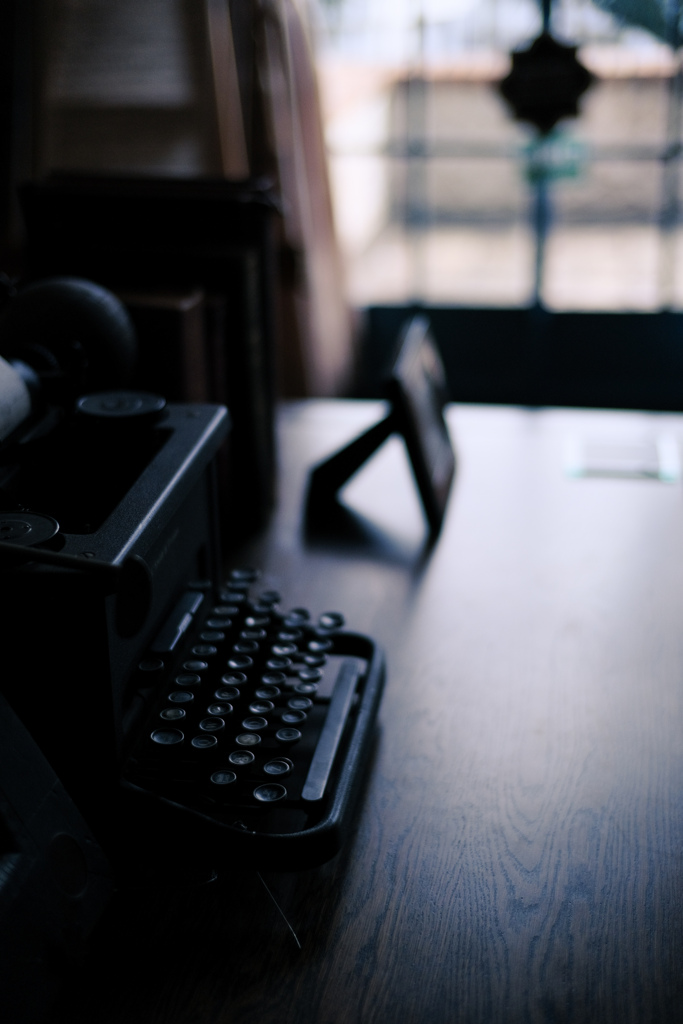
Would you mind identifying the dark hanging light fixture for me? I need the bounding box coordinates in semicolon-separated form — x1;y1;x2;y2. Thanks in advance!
498;1;594;135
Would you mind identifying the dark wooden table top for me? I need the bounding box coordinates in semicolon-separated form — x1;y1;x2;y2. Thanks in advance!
56;400;683;1024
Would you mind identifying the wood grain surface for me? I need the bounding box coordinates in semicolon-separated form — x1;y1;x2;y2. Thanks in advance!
53;401;683;1024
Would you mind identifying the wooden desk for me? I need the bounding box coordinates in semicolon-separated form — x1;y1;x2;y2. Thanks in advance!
57;401;683;1023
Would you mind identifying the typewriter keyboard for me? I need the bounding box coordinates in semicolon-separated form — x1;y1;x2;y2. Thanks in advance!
122;569;383;848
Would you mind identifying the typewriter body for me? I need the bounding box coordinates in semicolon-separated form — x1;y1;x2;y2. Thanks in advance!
0;279;384;875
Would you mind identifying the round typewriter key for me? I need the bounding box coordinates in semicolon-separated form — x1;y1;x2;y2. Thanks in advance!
191;735;218;749
168;691;194;703
199;631;225;642
207;702;233;716
308;638;332;653
250;602;274;616
284;608;310;625
221;672;247;686
206;618;231;630
211;606;239;618
298;667;323;683
253;783;287;802
174;673;201;687
295;683;318;695
160;708;186;721
233;640;259;654
258;590;281;606
199;717;225;732
229;749;255;765
235;733;261;746
151;729;184;745
183;660;208;672
318;611;345;631
215;687;240;701
139;658;164;673
210;770;236;786
278;629;302;642
271;643;297;657
304;654;327;667
230;567;259;582
255;686;280;699
276;727;301;744
228;656;253;670
282;710;307;724
241;628;267;641
261;672;286;687
263;758;293;777
266;657;292;670
245;615;270;628
228;749;254;765
288;696;313;710
249;700;274;715
242;716;268;731
192;645;217;657
221;590;246;604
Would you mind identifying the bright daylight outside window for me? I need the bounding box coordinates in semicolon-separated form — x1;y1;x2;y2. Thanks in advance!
310;0;683;312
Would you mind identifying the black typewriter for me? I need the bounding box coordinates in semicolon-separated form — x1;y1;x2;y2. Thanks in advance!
121;569;384;870
0;278;384;875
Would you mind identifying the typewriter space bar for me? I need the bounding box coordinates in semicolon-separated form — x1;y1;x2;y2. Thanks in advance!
302;659;362;802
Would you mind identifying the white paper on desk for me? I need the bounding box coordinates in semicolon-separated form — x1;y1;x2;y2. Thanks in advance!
564;435;681;482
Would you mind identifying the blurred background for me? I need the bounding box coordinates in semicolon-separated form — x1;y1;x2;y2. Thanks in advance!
311;0;682;311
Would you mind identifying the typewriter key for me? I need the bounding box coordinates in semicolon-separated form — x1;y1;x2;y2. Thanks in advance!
191;735;218;749
278;629;303;642
241;716;268;731
271;643;297;657
221;672;247;686
308;639;332;653
249;701;274;715
228;656;253;670
139;658;164;673
234;640;259;654
253;784;287;802
229;750;255;765
207;702;233;716
241;629;267;641
284;608;310;626
235;733;261;746
261;672;286;687
215;687;240;701
174;673;201;687
245;615;270;628
299;668;323;683
160;708;186;721
193;643;218;655
287;697;313;710
200;631;225;643
263;758;293;777
276;728;301;744
183;660;208;672
229;567;259;583
318;612;345;631
255;686;280;699
168;691;194;703
199;717;225;732
151;729;184;745
210;770;236;785
282;710;307;724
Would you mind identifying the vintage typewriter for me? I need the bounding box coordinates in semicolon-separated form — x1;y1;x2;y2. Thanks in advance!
0;277;384;876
